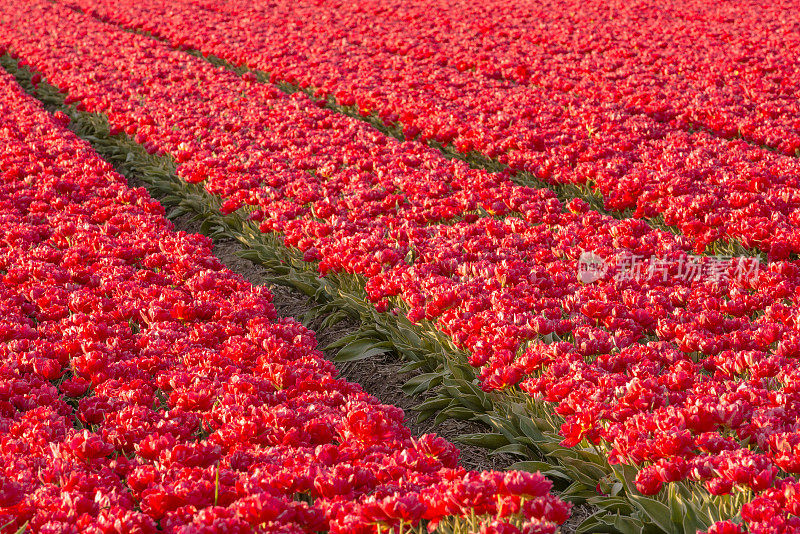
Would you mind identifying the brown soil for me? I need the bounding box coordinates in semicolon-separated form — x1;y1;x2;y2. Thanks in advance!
560;503;596;533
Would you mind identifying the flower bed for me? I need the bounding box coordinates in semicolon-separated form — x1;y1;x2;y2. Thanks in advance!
3;1;800;531
178;0;800;157
0;66;568;533
56;0;800;257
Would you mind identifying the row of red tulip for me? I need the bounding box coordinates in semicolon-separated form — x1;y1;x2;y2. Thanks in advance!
0;62;569;532
1;1;798;530
180;0;800;156
56;0;800;258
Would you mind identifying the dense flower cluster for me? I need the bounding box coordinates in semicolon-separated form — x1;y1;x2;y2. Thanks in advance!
3;0;800;529
55;0;800;257
0;68;569;531
175;0;800;157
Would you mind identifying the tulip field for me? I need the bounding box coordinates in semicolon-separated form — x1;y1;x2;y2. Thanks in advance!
0;1;799;533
